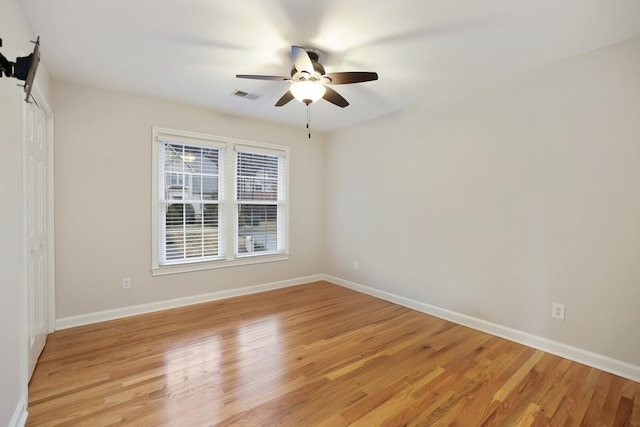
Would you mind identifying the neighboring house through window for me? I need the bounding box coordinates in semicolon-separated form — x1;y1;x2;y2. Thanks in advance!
152;127;289;275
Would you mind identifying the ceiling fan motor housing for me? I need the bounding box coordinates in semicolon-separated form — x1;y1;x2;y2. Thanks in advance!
291;51;325;81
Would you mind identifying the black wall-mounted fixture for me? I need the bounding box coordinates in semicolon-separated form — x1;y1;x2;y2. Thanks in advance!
0;36;41;102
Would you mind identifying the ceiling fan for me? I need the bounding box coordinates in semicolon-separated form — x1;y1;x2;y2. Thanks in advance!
236;46;378;108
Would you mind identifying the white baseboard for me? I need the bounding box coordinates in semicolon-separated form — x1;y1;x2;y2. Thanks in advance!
9;397;27;427
56;274;324;330
324;274;640;383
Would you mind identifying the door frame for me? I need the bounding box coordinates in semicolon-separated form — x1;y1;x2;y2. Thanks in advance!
39;86;56;335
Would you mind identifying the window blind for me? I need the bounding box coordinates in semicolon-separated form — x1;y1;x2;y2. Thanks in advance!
158;141;225;265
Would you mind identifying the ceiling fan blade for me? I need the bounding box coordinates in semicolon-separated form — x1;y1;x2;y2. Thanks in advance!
236;74;290;81
275;90;295;107
292;46;314;75
323;87;349;108
323;72;379;85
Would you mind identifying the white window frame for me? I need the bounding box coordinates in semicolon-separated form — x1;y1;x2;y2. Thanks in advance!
152;127;289;276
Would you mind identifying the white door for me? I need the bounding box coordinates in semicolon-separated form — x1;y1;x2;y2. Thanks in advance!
24;99;48;380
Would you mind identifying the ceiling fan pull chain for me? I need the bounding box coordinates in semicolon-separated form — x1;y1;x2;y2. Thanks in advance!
307;103;311;139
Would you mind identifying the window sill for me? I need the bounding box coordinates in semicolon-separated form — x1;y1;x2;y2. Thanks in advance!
151;253;289;276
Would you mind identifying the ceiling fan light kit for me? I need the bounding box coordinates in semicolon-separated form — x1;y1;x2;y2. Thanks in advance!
290;80;326;105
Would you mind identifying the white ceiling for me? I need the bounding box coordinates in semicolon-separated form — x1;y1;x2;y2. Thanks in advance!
20;0;640;132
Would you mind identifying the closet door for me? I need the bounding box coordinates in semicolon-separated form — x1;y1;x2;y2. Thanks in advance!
24;99;48;380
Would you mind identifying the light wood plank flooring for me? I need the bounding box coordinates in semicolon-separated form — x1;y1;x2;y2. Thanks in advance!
28;281;640;426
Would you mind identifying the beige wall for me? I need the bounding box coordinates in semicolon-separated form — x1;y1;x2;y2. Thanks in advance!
0;0;52;424
325;37;640;367
53;82;325;318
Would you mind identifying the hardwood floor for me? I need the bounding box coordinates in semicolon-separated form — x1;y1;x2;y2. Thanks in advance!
28;281;639;426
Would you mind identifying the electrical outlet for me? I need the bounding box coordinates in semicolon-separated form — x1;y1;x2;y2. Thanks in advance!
552;302;565;320
353;260;359;270
122;277;131;290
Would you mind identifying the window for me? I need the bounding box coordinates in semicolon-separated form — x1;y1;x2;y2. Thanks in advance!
235;148;286;256
152;128;288;275
161;143;222;263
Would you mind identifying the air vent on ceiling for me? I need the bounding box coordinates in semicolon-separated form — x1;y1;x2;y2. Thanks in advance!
231;90;262;101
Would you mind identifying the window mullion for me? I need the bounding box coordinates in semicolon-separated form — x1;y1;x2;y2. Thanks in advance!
225;145;236;260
